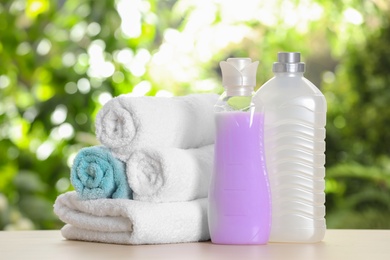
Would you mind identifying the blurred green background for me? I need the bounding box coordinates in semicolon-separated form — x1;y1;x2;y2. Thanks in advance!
1;0;390;230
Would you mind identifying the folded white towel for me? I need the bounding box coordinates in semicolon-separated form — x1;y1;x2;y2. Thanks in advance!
95;93;218;161
54;191;210;245
127;145;214;203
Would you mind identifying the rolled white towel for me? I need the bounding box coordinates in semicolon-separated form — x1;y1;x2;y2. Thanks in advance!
95;93;218;161
54;191;210;245
127;145;214;203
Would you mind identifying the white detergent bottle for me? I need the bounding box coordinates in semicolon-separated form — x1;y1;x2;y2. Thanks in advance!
252;52;327;243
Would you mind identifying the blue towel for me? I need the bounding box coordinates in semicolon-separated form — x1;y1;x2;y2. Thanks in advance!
71;146;132;200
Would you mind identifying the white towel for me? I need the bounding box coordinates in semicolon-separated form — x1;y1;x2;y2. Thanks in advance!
54;191;210;245
127;145;214;203
95;93;218;161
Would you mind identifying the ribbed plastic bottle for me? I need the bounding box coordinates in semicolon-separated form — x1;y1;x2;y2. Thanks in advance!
252;52;327;243
208;58;271;245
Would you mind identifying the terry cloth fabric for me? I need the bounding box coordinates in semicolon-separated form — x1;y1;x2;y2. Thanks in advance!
70;146;132;200
53;191;210;245
95;93;218;161
127;145;214;202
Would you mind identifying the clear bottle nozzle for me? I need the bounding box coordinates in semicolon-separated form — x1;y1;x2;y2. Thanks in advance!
220;58;259;96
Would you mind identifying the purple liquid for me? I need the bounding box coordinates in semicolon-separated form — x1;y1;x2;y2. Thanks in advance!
208;111;271;244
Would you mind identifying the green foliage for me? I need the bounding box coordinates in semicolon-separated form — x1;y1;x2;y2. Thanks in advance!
326;159;390;228
323;12;390;228
1;0;390;230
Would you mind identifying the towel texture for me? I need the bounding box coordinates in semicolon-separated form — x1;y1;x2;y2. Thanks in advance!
95;94;218;161
127;145;214;202
54;191;210;244
71;146;132;200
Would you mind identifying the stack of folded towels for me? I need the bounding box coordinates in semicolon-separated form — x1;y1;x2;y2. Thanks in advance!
54;93;218;244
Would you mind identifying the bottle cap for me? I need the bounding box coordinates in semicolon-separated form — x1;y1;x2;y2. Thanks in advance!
220;58;259;96
273;52;305;73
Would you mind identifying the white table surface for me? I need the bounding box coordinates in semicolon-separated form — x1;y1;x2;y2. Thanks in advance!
0;229;389;260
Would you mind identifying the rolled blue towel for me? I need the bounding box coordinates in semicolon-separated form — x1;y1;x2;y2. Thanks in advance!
71;146;132;200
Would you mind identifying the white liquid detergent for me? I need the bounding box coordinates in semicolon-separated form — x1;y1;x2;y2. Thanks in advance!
253;52;327;243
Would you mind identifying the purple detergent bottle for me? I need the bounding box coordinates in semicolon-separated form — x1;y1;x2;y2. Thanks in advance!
208;58;271;245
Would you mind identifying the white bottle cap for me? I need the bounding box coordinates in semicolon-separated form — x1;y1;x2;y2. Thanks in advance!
220;58;259;96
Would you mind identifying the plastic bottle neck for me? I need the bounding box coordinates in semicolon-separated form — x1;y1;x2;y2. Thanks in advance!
225;85;255;97
274;72;304;77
